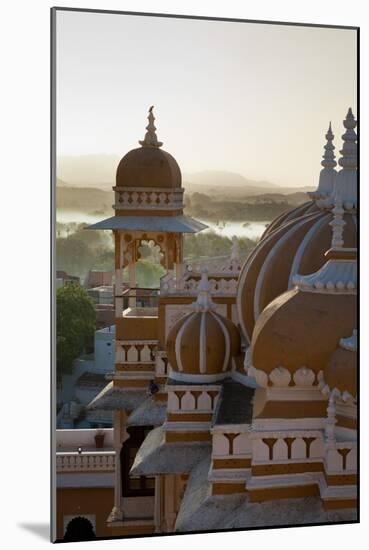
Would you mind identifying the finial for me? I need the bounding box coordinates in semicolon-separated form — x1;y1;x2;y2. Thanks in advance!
330;197;345;249
139;106;163;148
321;122;336;170
309;122;337;202
338;108;357;170
192;268;215;312
331;108;357;210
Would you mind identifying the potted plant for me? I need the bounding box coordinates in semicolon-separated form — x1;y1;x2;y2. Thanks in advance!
94;429;105;449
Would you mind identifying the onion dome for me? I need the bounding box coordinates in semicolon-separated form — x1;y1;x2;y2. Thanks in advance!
320;330;357;399
166;270;241;383
116;107;182;189
247;203;357;388
237;110;357;344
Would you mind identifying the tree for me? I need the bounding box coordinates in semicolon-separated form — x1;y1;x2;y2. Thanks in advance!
57;284;96;376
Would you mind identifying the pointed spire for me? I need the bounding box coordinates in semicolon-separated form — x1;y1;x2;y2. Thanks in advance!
321;122;337;170
332;108;357;210
192;268;215;312
139;106;163;148
309;122;337;200
338;108;357;170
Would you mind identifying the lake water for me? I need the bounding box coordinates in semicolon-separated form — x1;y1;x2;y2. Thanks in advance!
56;210;268;240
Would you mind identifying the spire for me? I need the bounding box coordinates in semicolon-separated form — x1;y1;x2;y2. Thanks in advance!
332;108;357;210
139;106;163;148
309;122;337;200
192;269;215;312
322;122;337;170
338;108;357;170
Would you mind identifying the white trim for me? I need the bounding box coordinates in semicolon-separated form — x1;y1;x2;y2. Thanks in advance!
211;425;251;434
254;214;321;319
211;311;230;372
288;214;328;288
162;421;211;432
208;470;250;482
231;369;258;388
199;312;206;374
249;430;323;440
265;387;327;401
168;371;228;383
252;418;325;431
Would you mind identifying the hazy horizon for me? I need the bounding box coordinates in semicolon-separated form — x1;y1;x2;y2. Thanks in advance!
56;11;357;188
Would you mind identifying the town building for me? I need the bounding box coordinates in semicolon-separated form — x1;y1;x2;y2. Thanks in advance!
56;108;357;539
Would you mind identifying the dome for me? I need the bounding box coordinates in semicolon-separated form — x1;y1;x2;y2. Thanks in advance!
166;271;241;382
250;287;356;382
115;108;182;189
322;330;357;397
237;209;356;343
116;147;182;189
247;238;357;387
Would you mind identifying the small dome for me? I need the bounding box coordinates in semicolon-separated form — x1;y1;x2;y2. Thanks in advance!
323;330;357;397
166;271;240;382
116;147;182;189
116;107;182;189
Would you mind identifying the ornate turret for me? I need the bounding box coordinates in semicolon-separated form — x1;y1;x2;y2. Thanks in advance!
166;270;241;383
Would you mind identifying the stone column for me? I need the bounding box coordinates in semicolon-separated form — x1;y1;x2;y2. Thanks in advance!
110;410;127;521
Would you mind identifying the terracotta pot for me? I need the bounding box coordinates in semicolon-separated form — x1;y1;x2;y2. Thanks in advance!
94;433;105;448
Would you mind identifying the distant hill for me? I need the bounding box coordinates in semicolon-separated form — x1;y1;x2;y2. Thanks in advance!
183;170;279;190
56;185;113;211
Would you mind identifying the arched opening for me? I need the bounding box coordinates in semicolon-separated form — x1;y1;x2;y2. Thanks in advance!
63;516;96;542
121;426;155;496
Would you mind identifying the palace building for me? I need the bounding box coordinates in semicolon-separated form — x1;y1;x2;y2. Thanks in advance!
56;107;357;538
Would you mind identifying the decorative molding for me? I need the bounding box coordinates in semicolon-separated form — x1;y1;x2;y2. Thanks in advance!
269;366;291;387
293;366;316;387
292;258;357;294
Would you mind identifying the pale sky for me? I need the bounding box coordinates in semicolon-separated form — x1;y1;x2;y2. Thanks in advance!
55;10;357;187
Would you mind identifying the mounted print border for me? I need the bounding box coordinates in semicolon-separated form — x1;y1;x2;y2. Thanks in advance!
51;7;359;543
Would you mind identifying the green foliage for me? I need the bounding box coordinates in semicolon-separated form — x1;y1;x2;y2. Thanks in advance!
57;284;96;376
123;259;166;289
184;232;256;260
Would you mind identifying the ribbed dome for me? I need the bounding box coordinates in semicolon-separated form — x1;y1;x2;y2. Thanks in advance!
116;147;182;189
323;330;357;397
237;209;357;343
166;272;240;382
